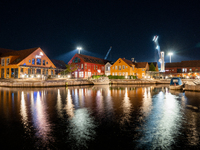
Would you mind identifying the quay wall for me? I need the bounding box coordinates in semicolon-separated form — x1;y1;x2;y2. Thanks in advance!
0;79;93;88
184;84;200;92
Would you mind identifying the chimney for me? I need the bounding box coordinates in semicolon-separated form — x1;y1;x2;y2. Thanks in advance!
131;58;134;62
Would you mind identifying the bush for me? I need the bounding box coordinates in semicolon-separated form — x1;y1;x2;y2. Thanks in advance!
92;75;106;79
108;75;125;79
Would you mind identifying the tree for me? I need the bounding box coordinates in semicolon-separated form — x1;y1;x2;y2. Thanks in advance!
61;63;78;75
149;63;156;71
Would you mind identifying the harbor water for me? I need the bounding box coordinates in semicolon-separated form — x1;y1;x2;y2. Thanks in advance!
0;85;200;149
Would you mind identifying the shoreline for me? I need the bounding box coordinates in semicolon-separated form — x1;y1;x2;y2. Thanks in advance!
0;79;200;92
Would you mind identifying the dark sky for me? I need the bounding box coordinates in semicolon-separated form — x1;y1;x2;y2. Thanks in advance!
1;0;200;64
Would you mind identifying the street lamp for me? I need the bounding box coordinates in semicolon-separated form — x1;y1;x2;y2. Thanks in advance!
168;52;173;63
77;47;82;54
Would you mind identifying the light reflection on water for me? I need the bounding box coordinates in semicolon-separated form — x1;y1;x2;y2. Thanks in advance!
1;85;200;149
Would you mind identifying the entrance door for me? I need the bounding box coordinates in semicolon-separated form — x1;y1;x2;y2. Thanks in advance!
14;68;18;78
1;69;4;78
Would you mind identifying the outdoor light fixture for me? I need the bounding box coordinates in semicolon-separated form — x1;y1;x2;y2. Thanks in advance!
168;52;173;63
77;47;82;54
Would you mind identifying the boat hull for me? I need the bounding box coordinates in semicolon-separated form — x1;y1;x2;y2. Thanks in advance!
169;85;183;90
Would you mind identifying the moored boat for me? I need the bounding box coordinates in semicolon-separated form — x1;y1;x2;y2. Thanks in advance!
169;77;183;90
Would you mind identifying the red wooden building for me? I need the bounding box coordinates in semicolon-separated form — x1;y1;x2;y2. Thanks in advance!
165;60;200;78
68;54;109;78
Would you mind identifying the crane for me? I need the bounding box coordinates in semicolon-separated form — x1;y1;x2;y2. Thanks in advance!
153;35;165;72
104;46;112;60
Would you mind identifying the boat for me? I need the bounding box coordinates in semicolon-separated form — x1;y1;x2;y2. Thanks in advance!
169;77;183;90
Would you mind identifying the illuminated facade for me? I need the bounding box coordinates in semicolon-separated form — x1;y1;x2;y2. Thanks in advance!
0;47;56;78
110;58;149;78
165;60;200;78
68;53;109;78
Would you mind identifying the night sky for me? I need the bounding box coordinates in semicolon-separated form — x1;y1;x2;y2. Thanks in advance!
1;0;200;64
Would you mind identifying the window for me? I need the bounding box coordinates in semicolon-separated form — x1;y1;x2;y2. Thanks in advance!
177;69;181;73
79;71;84;77
37;59;41;65
32;69;35;74
172;69;174;71
6;68;9;77
96;65;98;70
113;67;114;69
7;58;9;65
169;69;171;71
112;72;114;75
126;66;128;69
43;60;45;65
46;62;48;64
189;68;192;72
142;69;145;71
94;65;95;70
29;59;31;63
119;72;121;75
115;66;118;70
132;66;134;70
196;68;198;71
1;58;4;66
102;66;104;71
123;65;125;69
73;57;81;63
36;69;41;74
21;68;23;73
81;64;83;69
115;72;117;75
85;63;87;69
119;66;121;70
32;59;35;65
11;68;14;77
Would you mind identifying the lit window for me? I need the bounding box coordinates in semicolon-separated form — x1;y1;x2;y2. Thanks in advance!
7;58;9;65
115;66;118;70
1;58;4;66
81;64;83;69
37;59;41;65
172;69;174;71
189;68;192;72
85;64;87;69
32;59;35;65
119;66;121;70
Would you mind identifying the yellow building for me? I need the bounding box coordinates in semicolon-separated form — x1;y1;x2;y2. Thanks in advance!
110;58;149;78
0;47;56;79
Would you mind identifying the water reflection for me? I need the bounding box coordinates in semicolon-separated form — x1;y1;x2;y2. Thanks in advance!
65;89;74;118
67;108;96;149
32;91;54;147
120;88;132;125
56;89;63;118
20;91;29;133
138;90;182;149
1;85;200;149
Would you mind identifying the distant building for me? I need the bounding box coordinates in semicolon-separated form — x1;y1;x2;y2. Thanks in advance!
68;53;109;78
105;61;114;76
0;47;56;78
165;60;200;78
110;58;149;78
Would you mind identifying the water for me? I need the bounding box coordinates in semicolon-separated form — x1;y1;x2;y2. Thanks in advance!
1;85;200;149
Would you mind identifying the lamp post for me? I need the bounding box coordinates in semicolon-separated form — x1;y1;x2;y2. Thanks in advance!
77;47;82;54
168;52;173;63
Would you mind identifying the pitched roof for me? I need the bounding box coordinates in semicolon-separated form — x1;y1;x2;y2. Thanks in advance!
135;62;148;68
0;47;39;64
166;60;200;68
0;48;15;55
76;54;109;65
51;59;66;69
121;58;134;66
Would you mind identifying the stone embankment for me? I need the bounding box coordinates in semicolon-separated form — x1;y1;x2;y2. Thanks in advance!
110;79;170;84
184;80;200;92
0;79;93;88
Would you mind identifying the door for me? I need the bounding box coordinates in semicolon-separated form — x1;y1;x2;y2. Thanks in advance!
14;68;18;78
1;69;4;78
